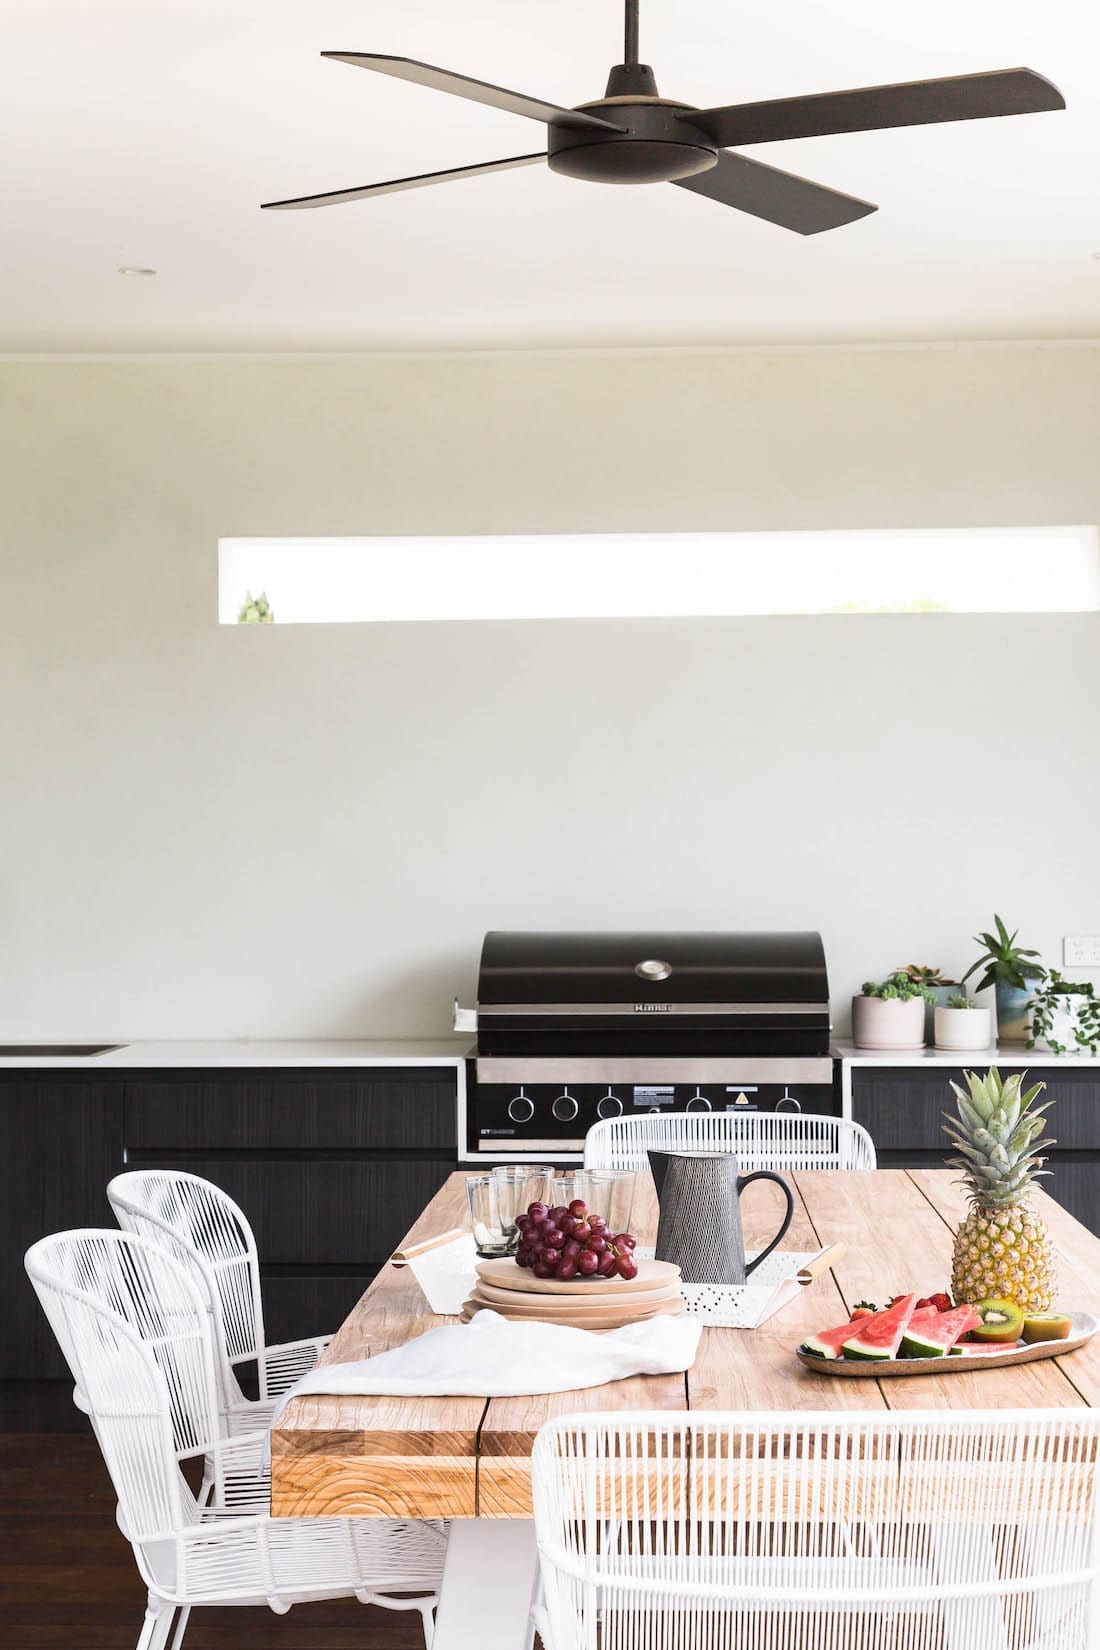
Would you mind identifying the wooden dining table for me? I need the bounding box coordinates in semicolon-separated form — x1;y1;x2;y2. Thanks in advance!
271;1168;1100;1649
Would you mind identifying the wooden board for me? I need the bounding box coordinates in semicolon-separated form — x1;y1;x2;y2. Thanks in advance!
475;1257;679;1296
271;1167;1100;1522
270;1174;485;1519
797;1311;1098;1377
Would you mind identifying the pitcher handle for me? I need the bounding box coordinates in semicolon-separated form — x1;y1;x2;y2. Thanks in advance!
737;1171;795;1277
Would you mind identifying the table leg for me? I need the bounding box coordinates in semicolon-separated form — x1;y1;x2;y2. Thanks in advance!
431;1519;538;1650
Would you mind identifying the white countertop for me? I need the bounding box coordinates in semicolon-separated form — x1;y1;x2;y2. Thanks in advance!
0;1040;467;1069
832;1041;1100;1068
2;1037;1094;1072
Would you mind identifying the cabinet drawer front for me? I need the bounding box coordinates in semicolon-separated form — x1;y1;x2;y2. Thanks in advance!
852;1068;1100;1151
124;1069;457;1151
125;1156;454;1266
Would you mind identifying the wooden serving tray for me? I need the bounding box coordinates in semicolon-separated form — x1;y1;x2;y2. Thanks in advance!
476;1257;680;1297
797;1312;1099;1377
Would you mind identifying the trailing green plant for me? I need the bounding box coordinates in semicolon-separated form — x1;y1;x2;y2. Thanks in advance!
946;992;972;1010
1028;971;1100;1057
861;971;936;1004
237;590;274;624
900;964;959;987
962;915;1045;994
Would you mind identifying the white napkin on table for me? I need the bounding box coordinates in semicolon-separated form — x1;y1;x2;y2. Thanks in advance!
269;1308;702;1419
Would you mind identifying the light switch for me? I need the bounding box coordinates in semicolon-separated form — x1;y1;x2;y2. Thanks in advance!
1063;936;1100;967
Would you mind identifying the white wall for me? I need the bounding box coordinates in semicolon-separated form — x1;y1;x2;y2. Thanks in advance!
2;343;1098;1039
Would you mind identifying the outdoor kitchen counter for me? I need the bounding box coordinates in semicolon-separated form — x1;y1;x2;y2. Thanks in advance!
0;1039;465;1068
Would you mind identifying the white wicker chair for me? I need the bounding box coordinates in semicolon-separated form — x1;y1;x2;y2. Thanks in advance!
584;1109;877;1172
25;1229;446;1650
531;1409;1100;1650
107;1169;329;1431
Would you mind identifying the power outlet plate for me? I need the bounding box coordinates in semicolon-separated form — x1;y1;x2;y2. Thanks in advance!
1063;936;1100;968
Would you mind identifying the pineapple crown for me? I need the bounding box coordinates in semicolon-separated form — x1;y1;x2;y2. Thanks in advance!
943;1067;1054;1210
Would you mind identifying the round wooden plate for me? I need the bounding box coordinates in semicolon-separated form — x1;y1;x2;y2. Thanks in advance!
476;1257;680;1296
473;1276;683;1313
797;1311;1099;1377
462;1292;687;1329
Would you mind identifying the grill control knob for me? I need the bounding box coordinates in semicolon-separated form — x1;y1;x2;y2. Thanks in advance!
686;1089;712;1113
635;958;672;982
597;1091;623;1120
552;1091;579;1123
507;1092;535;1123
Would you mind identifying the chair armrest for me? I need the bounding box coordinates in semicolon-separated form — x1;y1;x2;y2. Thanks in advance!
199;1429;272;1516
258;1334;333;1399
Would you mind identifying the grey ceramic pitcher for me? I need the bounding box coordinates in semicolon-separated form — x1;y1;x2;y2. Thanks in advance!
649;1150;795;1285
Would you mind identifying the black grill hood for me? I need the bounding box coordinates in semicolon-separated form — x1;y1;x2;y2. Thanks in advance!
474;930;830;1057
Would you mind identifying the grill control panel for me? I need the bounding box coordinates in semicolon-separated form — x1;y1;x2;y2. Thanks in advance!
467;1067;839;1159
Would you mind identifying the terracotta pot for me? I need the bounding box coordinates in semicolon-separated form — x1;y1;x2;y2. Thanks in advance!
851;994;926;1050
934;1005;994;1051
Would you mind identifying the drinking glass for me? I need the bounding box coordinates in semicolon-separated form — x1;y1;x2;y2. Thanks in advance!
464;1175;513;1258
491;1164;555;1245
552;1169;636;1235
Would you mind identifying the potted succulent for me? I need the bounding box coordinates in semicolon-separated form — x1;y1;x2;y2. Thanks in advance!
852;971;934;1050
899;963;962;1041
962;915;1046;1044
1028;971;1100;1057
934;991;994;1052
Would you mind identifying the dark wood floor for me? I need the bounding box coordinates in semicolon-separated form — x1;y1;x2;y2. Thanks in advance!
0;1435;435;1650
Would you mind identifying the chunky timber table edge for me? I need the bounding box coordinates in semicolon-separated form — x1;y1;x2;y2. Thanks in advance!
271;1168;1100;1520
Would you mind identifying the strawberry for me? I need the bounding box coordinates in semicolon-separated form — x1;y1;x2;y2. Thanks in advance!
850;1300;877;1318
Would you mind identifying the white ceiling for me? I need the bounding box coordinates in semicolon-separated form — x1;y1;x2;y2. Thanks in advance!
3;0;1099;351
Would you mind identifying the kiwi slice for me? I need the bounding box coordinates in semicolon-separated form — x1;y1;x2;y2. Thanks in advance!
969;1298;1025;1343
1021;1311;1073;1344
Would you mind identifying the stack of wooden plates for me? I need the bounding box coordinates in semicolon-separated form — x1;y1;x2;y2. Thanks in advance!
463;1258;684;1329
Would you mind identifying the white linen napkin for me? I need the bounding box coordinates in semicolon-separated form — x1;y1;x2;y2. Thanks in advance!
269;1308;702;1422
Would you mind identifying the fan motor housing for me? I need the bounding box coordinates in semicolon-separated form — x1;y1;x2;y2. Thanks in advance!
549;98;718;186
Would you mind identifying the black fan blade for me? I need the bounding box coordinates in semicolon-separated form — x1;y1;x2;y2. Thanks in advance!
261;152;546;210
688;68;1064;148
673;150;876;235
321;53;623;133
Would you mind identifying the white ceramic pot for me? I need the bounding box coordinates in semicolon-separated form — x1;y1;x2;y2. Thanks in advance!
851;994;926;1050
934;1005;994;1051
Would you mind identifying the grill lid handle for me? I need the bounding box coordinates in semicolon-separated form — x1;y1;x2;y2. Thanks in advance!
634;958;673;982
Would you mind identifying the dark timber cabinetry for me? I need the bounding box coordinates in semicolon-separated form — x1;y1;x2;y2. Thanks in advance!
1;1065;458;1430
848;1063;1100;1237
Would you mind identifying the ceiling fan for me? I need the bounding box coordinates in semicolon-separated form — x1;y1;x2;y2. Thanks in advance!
261;0;1064;235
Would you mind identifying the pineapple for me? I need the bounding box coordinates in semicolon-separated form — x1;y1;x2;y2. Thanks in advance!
944;1067;1057;1314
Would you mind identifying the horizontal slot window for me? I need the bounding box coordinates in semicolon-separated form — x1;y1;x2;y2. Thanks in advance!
219;526;1100;625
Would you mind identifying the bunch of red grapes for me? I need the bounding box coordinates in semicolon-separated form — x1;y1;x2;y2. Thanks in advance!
515;1198;639;1282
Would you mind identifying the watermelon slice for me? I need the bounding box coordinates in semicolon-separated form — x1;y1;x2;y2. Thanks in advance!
842;1293;917;1361
800;1318;862;1361
900;1304;981;1358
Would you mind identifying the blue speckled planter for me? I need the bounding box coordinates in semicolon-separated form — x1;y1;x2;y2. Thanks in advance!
995;980;1036;1044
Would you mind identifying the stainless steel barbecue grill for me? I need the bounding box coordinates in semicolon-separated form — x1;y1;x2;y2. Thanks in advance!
457;930;835;1162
